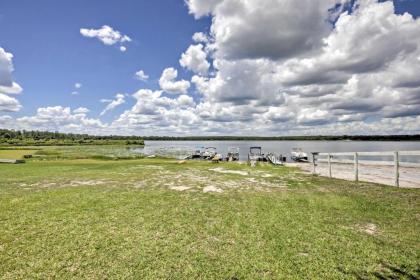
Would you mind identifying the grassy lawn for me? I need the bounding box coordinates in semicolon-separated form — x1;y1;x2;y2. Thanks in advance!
0;147;419;279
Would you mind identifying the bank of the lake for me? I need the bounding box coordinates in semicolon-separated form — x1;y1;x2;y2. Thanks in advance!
138;140;420;162
0;146;419;279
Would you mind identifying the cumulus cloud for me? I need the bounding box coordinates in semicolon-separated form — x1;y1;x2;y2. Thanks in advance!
80;25;131;52
0;47;22;112
0;93;21;112
187;0;346;60
135;70;149;81
159;68;190;94
192;32;209;43
182;0;420;133
179;44;210;75
14;106;105;133
100;93;126;116
107;89;200;135
5;0;420;136
187;0;223;19
73;107;89;114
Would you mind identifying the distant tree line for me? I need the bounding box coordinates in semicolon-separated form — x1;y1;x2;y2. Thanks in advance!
1;128;419;146
141;135;420;141
0;129;144;146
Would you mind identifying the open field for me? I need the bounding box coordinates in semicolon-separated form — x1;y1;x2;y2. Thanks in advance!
0;147;419;279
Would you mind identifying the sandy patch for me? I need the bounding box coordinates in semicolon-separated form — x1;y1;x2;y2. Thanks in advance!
209;167;248;176
70;180;109;186
358;223;378;235
246;178;258;183
170;186;191;191
128;165;163;170
203;185;223;193
291;162;420;188
297;252;309;257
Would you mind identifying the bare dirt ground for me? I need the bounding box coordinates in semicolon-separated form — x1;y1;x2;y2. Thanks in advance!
287;162;420;188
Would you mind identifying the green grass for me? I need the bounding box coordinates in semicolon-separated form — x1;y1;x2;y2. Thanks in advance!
0;146;419;279
0;149;37;159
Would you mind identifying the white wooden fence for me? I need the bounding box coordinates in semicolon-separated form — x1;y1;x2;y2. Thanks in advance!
311;151;420;187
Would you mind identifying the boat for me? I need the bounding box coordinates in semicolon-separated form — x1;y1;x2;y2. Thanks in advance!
291;148;308;162
190;148;203;159
201;147;217;159
226;147;240;161
266;153;286;165
248;146;267;162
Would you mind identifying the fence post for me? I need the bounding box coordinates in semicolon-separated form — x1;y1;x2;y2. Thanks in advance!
354;152;358;182
394;151;399;187
312;153;317;174
328;153;332;178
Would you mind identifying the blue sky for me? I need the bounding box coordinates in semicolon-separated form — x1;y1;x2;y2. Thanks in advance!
0;0;210;121
1;0;420;135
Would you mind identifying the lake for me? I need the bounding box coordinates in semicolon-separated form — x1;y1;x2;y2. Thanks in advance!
134;140;420;163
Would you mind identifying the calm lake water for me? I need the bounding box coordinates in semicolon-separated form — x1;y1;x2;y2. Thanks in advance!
134;140;420;162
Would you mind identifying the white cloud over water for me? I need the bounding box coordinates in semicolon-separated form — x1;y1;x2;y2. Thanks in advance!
100;93;126;116
159;68;190;94
3;0;420;136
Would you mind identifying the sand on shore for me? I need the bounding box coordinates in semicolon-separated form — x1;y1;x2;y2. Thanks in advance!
287;161;420;188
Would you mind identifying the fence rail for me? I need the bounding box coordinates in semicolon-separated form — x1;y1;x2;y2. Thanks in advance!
311;150;420;187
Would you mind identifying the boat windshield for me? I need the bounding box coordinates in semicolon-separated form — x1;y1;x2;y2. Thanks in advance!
228;147;239;153
250;147;262;155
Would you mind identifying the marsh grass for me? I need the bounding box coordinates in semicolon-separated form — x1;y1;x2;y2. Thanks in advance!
0;146;419;279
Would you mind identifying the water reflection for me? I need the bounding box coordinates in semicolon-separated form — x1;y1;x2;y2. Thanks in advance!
133;140;420;162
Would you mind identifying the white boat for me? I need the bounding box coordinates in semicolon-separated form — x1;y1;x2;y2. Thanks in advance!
248;146;267;162
202;147;217;159
226;147;239;161
291;148;308;162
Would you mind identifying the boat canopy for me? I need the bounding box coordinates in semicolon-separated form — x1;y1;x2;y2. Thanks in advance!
249;146;262;155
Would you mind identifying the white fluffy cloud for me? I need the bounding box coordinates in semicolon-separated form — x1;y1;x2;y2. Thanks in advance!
181;0;420;134
80;25;131;52
0;47;22;112
0;93;21;112
179;44;210;75
188;0;348;60
135;70;149;81
0;48;22;95
5;0;420;136
159;68;190;94
100;93;126;116
192;32;209;43
14;106;105;132
109;89;198;135
187;0;223;19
